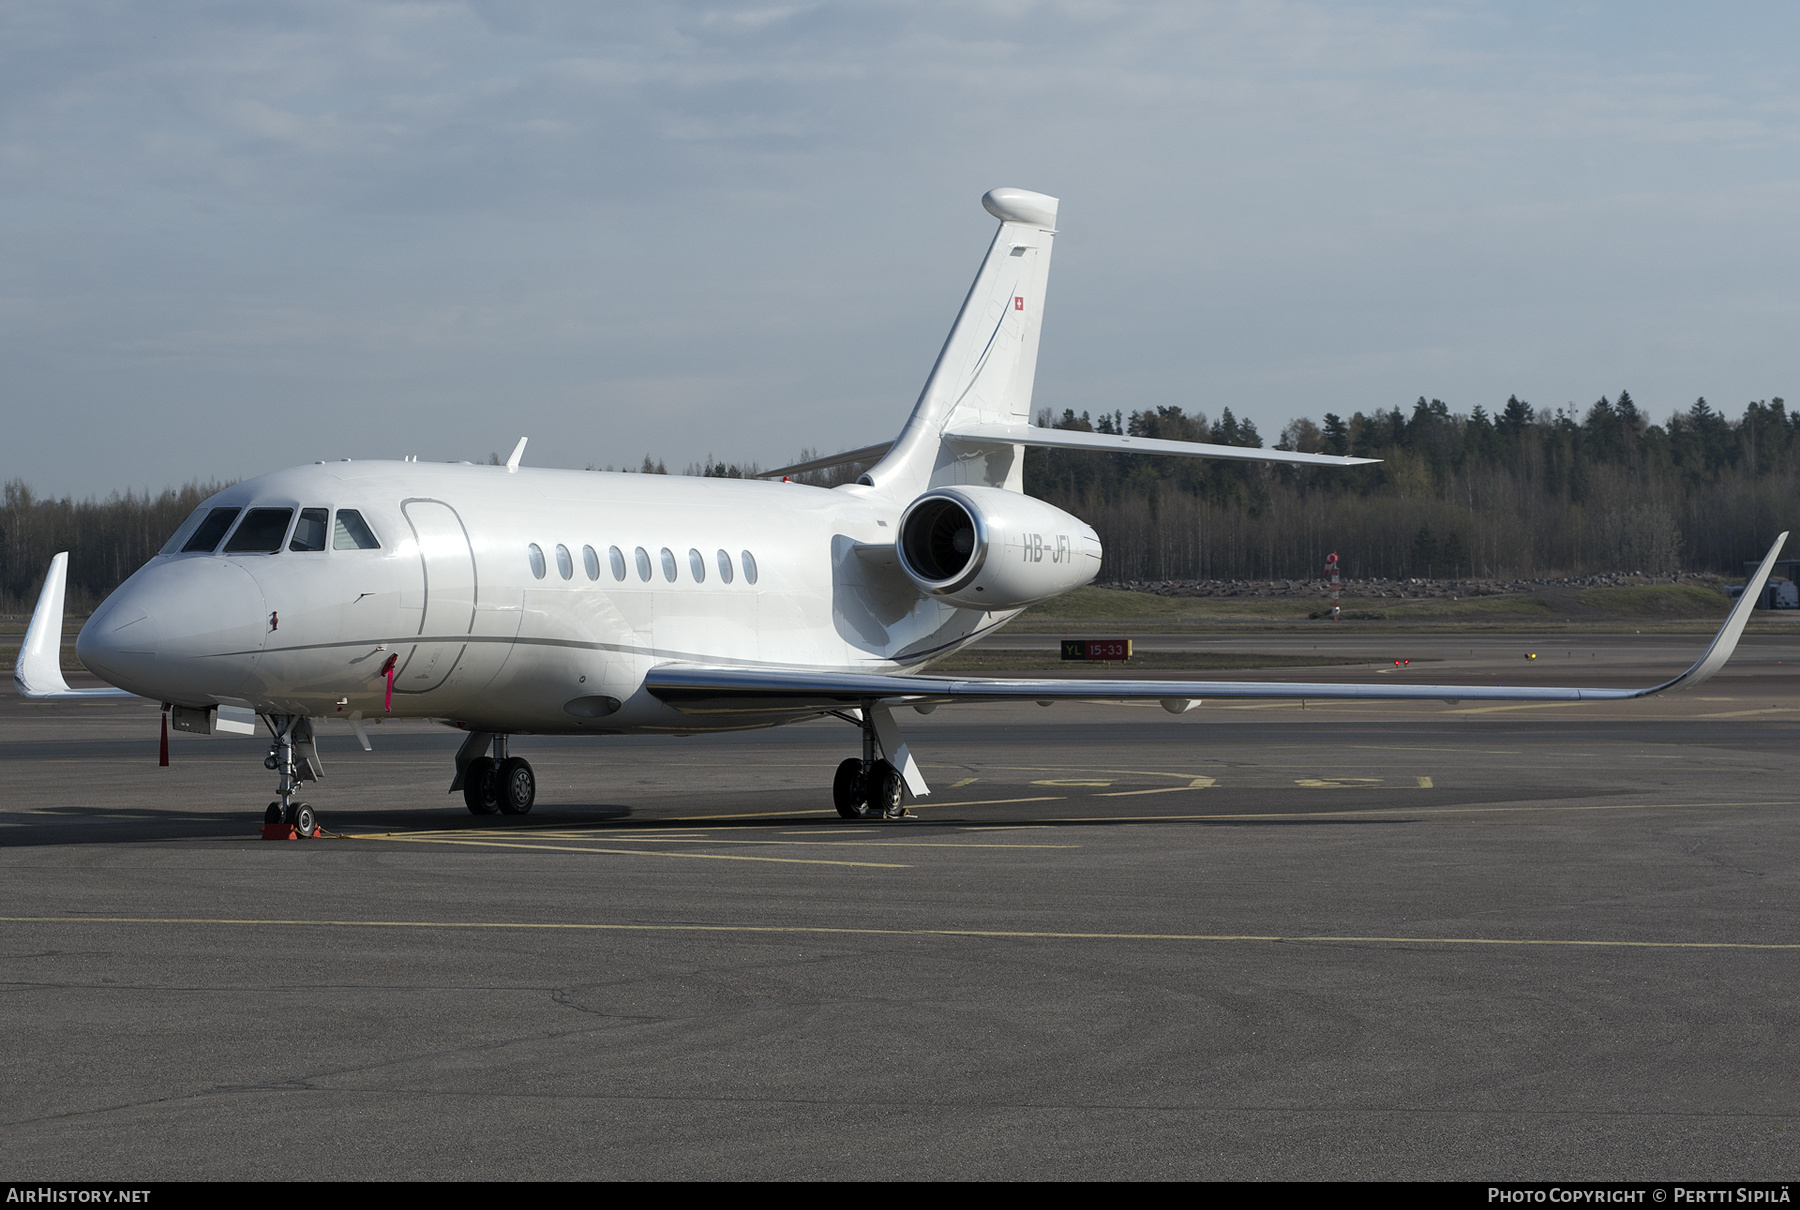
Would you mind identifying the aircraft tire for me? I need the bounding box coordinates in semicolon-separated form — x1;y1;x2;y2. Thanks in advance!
832;758;865;818
870;760;904;818
497;757;535;815
463;757;500;815
264;803;282;825
292;803;317;838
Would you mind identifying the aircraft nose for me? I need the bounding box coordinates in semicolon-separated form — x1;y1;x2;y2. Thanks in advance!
78;558;267;700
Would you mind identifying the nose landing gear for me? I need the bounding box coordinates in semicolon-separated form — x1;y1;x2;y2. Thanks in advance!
260;715;322;838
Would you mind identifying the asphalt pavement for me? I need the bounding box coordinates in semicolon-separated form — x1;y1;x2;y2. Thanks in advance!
2;632;1797;1179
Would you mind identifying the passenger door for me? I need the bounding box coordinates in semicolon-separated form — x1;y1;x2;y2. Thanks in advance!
393;499;475;695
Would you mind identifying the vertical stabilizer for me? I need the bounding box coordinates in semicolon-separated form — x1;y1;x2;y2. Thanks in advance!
865;187;1058;497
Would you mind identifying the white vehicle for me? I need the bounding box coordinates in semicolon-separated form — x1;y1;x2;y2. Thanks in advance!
15;188;1787;835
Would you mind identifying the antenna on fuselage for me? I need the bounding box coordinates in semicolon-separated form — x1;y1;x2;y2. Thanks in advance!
505;437;528;473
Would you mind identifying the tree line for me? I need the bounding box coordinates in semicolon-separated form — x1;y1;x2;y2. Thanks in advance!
1025;393;1794;583
0;480;228;613
4;391;1793;610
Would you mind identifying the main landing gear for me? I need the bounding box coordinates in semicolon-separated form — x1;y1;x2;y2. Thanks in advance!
262;715;323;837
454;732;535;816
830;705;912;820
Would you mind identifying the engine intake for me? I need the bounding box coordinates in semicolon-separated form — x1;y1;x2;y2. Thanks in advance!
896;486;1100;610
900;494;985;591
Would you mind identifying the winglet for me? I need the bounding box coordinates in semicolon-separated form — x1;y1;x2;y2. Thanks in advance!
15;552;75;697
1653;531;1788;695
506;437;528;473
14;553;136;700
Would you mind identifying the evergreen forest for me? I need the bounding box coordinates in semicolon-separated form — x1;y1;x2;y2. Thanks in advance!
2;392;1794;610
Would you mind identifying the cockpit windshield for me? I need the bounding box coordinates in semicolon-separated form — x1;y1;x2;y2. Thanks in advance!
222;508;294;554
179;507;242;554
166;503;380;555
289;508;329;552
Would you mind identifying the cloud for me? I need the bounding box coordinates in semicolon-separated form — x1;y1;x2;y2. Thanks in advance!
5;1;1800;494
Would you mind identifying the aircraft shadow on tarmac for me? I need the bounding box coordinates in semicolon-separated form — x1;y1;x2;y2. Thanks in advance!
1;789;1524;847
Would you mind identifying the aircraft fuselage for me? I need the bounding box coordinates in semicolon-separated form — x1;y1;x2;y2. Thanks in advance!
76;460;1016;736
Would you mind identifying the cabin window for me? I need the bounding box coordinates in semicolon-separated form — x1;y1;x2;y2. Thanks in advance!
742;550;759;584
528;543;547;579
289;508;328;552
660;547;678;582
333;510;381;550
688;548;706;582
582;545;600;581
180;507;240;554
716;549;734;583
223;508;294;554
610;546;627;581
555;544;574;580
634;546;652;582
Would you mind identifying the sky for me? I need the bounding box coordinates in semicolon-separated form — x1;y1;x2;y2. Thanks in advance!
5;1;1800;498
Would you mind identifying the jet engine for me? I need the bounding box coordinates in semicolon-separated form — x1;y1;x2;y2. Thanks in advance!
896;486;1101;610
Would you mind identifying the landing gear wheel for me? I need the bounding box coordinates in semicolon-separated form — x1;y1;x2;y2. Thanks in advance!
264;803;282;825
462;756;500;815
496;757;535;815
291;802;317;838
832;758;867;819
870;760;905;819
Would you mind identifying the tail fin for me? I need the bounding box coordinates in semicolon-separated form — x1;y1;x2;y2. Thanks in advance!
865;187;1058;497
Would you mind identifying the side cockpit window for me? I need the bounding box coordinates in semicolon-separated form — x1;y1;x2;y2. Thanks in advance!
289;508;329;552
180;507;242;554
333;509;381;550
160;506;212;555
223;508;295;554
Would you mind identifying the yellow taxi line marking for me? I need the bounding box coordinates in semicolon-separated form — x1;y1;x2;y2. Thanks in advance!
1697;707;1800;719
750;841;1078;849
989;767;1216;781
657;808;841;822
1047;800;1784;825
494;834;720;843
948;778;979;789
2;917;1792;951
1098;777;1217;797
359;835;908;868
1418;776;1435;789
1448;703;1587;715
916;796;1066;808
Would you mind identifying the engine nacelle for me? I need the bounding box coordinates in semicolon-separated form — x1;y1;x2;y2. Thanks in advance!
896;486;1101;610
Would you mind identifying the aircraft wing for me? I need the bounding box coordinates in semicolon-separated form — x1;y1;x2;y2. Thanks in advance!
648;532;1786;713
13;552;137;700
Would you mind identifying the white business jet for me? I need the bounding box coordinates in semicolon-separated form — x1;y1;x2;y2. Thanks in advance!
15;187;1786;836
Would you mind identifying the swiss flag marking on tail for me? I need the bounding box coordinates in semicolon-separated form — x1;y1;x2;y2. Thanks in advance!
1014;296;1024;311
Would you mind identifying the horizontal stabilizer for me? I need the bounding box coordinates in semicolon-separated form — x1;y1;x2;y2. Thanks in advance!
14;552;136;700
945;423;1378;469
756;426;1377;481
647;532;1785;711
